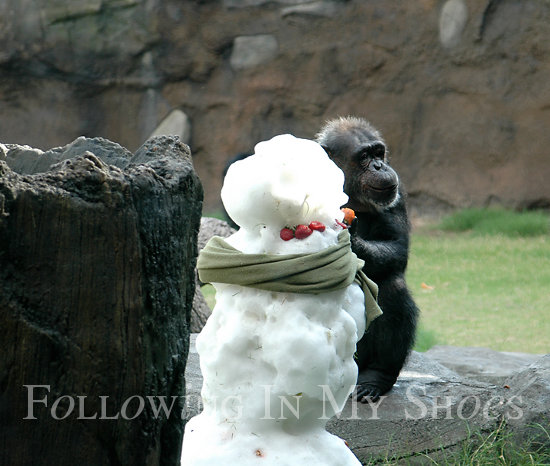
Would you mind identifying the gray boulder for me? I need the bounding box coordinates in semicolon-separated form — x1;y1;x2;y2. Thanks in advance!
230;34;279;70
281;1;342;18
4;136;133;175
190;217;236;332
197;216;236;251
149;109;192;145
184;335;550;463
505;354;550;445
426;345;543;385
225;0;312;7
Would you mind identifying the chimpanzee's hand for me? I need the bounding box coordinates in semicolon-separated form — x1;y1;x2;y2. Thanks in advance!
351;368;397;403
353;382;384;403
348;216;359;235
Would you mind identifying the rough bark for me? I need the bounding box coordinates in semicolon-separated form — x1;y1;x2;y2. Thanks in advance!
0;135;203;466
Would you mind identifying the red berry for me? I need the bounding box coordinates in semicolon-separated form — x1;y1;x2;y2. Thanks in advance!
309;221;326;232
295;224;313;239
280;228;295;241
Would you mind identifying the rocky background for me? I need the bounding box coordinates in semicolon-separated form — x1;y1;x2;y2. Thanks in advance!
1;0;550;216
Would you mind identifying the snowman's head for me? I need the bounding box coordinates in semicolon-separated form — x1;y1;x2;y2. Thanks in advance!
222;134;348;232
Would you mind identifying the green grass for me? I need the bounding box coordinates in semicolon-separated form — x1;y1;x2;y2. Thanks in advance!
409;232;550;354
437;208;549;237
414;326;441;352
443;421;550;466
201;284;216;310
200;209;550;354
203;210;227;221
364;420;550;465
199;208;550;462
409;209;550;354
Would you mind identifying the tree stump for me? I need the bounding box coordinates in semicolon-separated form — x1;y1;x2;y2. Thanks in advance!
0;136;203;465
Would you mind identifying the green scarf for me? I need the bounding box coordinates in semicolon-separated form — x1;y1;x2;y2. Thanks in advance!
197;230;382;330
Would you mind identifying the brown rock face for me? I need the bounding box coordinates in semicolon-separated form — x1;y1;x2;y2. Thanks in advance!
1;0;549;215
0;136;203;465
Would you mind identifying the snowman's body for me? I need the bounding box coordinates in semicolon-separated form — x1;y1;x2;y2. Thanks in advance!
181;135;366;465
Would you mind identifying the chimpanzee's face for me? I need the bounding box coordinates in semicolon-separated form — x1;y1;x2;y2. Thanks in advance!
319;121;399;212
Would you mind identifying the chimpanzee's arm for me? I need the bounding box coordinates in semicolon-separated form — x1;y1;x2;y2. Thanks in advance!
351;202;410;280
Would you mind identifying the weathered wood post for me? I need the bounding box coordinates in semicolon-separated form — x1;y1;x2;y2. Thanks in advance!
0;136;202;465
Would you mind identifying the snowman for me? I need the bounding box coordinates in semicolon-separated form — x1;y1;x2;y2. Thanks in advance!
181;134;381;466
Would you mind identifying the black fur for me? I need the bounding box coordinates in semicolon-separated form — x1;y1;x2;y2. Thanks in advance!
317;116;419;401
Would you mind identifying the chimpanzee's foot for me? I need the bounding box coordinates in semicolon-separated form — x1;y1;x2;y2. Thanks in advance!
352;369;397;403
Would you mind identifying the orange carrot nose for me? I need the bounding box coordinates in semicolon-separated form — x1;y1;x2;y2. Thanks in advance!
341;207;356;225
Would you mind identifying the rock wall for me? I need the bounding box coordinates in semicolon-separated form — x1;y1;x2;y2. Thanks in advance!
0;136;203;465
1;0;550;215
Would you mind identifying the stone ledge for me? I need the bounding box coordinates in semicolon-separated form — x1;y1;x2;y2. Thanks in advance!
184;334;550;463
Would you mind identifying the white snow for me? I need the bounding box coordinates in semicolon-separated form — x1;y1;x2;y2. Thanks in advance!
181;134;364;465
221;134;348;244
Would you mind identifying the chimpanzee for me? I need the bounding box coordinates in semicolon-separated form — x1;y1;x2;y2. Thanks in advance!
316;116;419;402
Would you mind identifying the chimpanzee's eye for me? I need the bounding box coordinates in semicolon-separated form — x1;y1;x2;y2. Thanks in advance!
370;143;386;159
356;148;370;162
357;143;385;163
